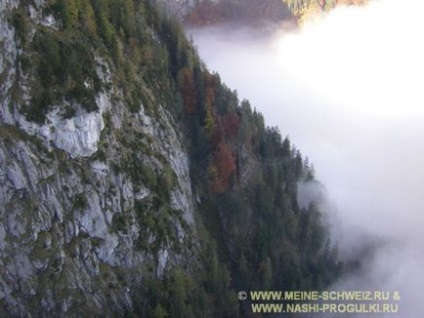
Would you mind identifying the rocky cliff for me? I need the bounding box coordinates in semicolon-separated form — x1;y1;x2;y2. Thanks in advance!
0;1;198;316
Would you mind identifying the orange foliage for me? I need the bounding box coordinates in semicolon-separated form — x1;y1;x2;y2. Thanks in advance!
204;72;216;105
205;86;215;106
210;142;236;194
184;1;223;26
222;112;240;140
204;72;217;87
211;113;240;146
211;119;224;145
185;0;289;26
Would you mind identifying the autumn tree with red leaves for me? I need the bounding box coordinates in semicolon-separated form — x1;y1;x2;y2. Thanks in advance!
209;142;236;194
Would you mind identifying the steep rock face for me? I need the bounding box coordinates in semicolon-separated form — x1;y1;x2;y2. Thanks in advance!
0;1;196;316
0;1;19;124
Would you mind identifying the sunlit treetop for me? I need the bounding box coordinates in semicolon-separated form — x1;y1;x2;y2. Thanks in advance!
283;0;369;23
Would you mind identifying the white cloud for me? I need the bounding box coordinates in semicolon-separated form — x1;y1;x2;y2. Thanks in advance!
188;0;424;316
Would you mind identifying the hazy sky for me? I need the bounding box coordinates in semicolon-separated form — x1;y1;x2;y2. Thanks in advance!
188;0;424;316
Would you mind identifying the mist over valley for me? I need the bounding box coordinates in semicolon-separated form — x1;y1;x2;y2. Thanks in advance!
188;0;424;316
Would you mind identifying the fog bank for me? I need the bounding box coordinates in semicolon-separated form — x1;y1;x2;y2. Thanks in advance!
188;0;424;316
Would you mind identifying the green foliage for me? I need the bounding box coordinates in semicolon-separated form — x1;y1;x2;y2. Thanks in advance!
112;213;128;233
51;0;72;28
140;162;157;189
22;27;100;122
169;269;195;318
151;304;169;318
134;201;183;253
91;0;117;50
11;7;29;45
258;256;273;290
133;264;238;318
72;193;88;210
157;165;177;200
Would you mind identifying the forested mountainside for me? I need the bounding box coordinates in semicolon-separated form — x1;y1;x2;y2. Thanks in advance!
181;0;292;26
162;0;369;26
0;0;340;317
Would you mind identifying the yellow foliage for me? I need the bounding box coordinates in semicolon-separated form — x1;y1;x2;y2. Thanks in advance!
296;3;323;24
336;0;368;5
204;101;215;137
283;0;369;24
207;164;219;183
82;3;98;38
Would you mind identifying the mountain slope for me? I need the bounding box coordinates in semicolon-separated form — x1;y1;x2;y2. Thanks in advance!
159;0;293;25
183;0;292;26
0;0;340;317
